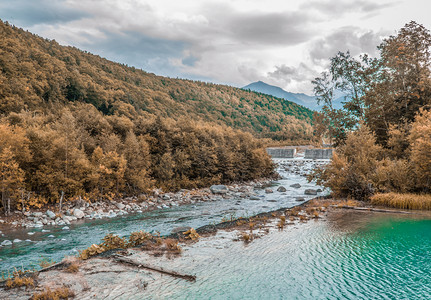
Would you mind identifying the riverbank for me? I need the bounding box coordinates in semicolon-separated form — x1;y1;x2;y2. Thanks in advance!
0;177;275;232
1;197;430;300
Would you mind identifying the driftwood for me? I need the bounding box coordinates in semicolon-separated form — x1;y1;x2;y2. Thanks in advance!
331;205;412;214
112;255;196;282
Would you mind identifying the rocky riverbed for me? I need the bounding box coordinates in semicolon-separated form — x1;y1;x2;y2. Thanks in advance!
0;158;329;245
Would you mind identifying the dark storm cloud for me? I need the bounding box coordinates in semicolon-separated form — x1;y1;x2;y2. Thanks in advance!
0;0;89;26
78;31;187;77
302;0;396;17
309;27;386;63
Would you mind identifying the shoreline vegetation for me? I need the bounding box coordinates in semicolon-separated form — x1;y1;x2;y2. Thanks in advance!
309;21;431;208
1;197;427;299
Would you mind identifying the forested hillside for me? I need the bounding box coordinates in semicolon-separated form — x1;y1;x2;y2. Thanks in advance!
0;20;313;142
0;20;315;213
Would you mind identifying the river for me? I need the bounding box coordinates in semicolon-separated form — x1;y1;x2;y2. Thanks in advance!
0;158;327;274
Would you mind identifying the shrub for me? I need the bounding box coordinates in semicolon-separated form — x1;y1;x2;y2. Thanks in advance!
183;228;200;240
5;276;35;289
31;286;75;300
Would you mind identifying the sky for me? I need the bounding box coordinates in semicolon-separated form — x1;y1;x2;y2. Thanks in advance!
1;0;430;94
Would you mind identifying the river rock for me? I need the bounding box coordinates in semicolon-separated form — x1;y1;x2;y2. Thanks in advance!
73;208;85;219
296;197;305;202
171;226;191;234
1;240;12;246
265;188;273;194
304;189;317;195
46;210;56;219
250;196;261;200
13;239;22;243
290;183;301;188
33;212;43;218
277;186;287;192
210;185;229;194
115;203;125;210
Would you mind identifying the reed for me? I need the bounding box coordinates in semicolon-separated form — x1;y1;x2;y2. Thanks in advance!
371;193;431;210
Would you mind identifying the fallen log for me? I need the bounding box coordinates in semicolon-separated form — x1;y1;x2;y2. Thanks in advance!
112;255;196;282
331;205;412;214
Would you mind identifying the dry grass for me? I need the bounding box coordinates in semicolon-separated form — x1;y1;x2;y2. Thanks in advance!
277;215;286;229
240;232;252;243
79;230;185;260
183;228;200;240
31;286;75;300
5;276;35;289
65;263;79;273
39;257;56;269
164;239;182;254
371;193;431;210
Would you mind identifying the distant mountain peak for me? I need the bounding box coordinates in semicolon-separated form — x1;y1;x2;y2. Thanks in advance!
243;81;318;110
243;81;346;111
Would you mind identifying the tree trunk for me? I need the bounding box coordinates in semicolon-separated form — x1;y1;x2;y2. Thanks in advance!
59;191;64;212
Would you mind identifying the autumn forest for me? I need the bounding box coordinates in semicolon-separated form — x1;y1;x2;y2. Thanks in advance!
0;20;317;213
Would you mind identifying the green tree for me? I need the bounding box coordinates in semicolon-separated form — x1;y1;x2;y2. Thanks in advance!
313;21;431;148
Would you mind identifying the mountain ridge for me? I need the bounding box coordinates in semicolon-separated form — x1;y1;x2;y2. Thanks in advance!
243;81;345;110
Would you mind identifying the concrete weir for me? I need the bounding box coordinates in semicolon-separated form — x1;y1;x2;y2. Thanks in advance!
266;148;296;158
304;149;333;160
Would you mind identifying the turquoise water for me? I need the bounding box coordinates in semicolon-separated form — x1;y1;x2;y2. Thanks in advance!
147;213;431;299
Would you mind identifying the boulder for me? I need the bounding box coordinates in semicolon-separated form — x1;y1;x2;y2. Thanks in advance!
290;183;301;188
115;203;125;210
210;185;229;194
304;189;317;195
277;186;287;192
1;240;12;246
296;197;306;202
73;208;85;219
46;210;56;219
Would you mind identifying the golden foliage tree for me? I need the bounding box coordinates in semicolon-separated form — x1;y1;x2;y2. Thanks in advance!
0;147;25;215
